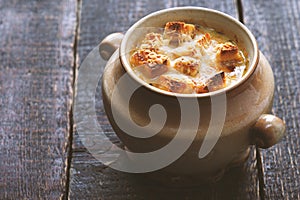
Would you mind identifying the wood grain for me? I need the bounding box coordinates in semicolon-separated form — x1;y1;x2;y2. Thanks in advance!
243;0;300;199
0;0;77;199
70;0;260;199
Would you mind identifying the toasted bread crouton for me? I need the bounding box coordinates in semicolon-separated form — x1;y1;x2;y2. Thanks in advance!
197;33;211;48
130;50;170;78
174;57;199;77
130;49;169;66
164;21;186;34
164;21;195;36
206;72;225;89
183;23;196;38
141;63;168;79
216;42;244;72
217;42;240;61
194;82;209;94
164;21;196;46
155;75;194;93
195;72;225;93
130;49;151;67
163;21;185;46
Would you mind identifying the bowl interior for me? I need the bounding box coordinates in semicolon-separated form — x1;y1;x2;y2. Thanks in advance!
120;7;258;97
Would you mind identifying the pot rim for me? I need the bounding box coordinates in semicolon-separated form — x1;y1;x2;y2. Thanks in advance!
120;6;259;98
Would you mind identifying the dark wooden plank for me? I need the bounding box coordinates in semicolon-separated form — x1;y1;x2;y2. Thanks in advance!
0;0;77;199
76;0;240;61
71;146;258;200
70;0;260;199
243;0;300;199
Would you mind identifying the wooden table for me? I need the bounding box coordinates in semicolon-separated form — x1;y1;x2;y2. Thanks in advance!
0;0;299;199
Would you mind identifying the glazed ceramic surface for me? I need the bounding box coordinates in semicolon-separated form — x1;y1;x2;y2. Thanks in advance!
100;7;285;178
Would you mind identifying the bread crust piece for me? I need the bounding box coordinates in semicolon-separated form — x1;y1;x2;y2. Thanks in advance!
196;33;211;55
174;57;199;77
163;21;196;46
195;72;225;93
183;23;196;38
130;49;170;67
155;75;195;94
130;49;170;78
141;63;169;79
216;42;244;72
197;33;211;48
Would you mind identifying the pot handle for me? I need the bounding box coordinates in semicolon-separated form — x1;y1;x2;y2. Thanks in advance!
99;32;124;60
250;114;286;149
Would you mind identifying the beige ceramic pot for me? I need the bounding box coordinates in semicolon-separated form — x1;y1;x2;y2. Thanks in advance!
100;7;285;181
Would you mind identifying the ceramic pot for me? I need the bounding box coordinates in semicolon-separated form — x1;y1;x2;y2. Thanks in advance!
99;7;285;180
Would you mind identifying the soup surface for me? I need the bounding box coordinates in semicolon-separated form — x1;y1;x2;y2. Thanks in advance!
130;21;249;94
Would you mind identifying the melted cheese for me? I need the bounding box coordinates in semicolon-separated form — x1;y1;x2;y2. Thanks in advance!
130;22;248;94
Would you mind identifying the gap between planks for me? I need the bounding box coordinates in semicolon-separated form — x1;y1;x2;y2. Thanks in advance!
64;0;82;199
235;0;244;24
